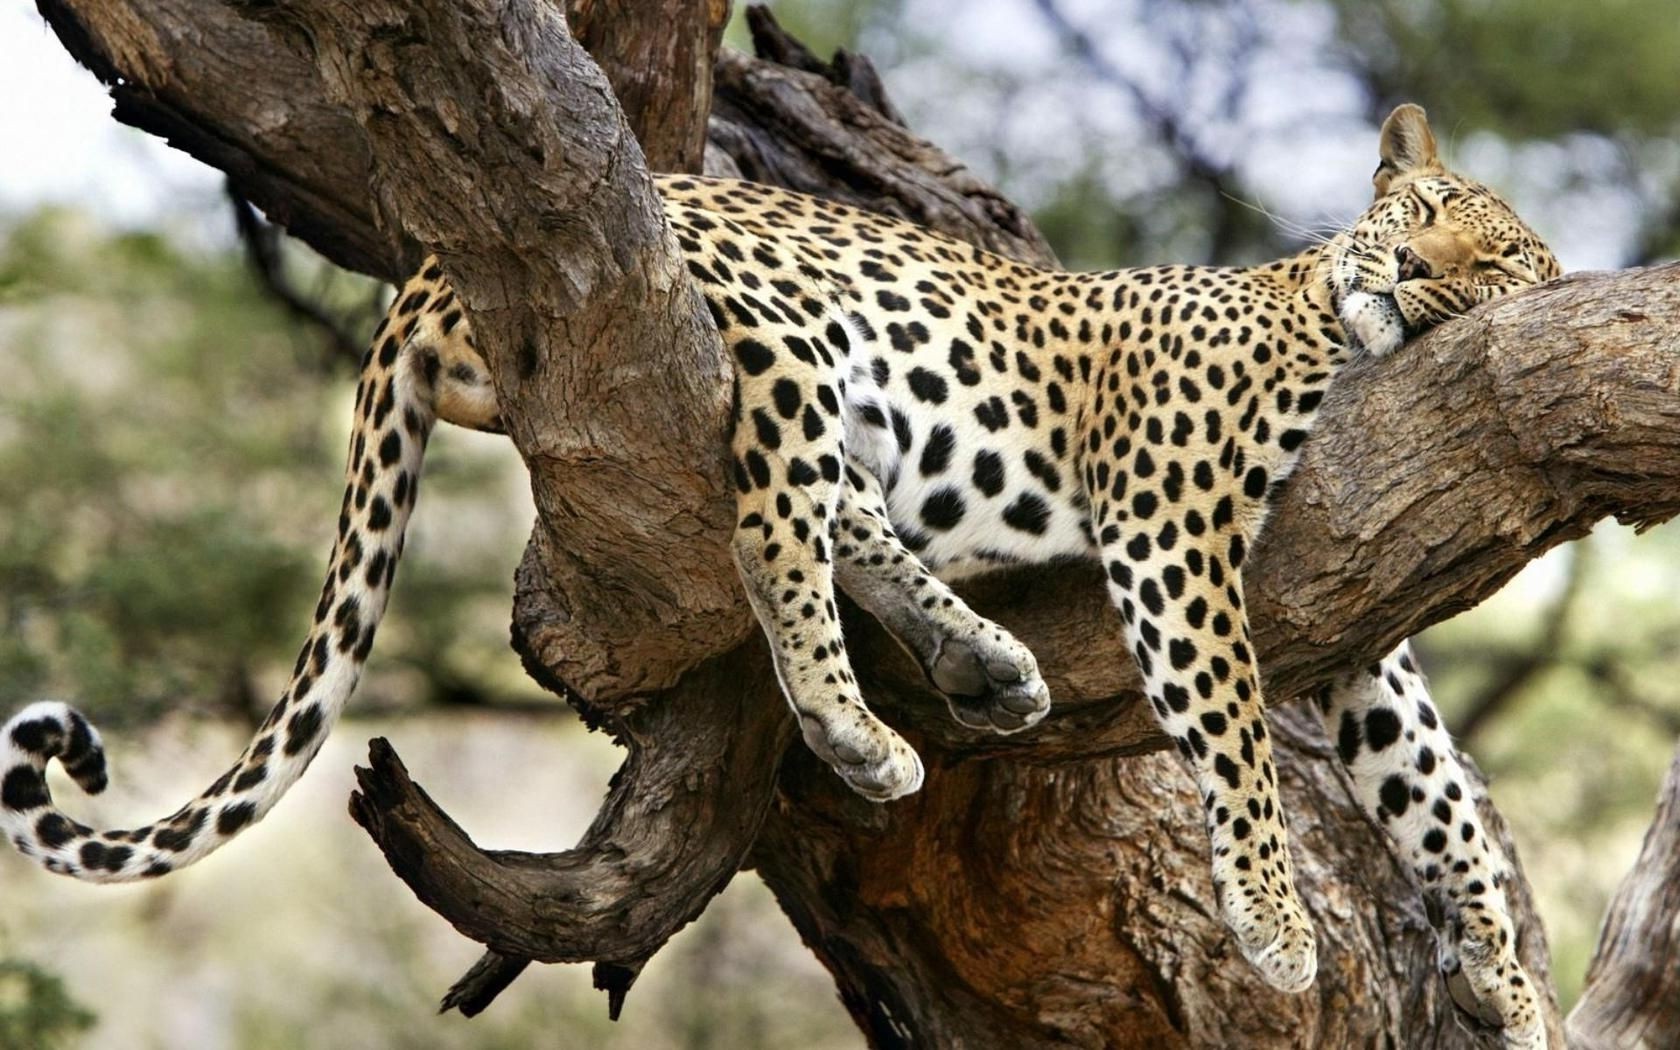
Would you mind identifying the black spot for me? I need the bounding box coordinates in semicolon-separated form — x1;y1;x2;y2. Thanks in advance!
332;597;364;656
907;367;949;405
772;378;802;419
1211;495;1234;529
1139;579;1164;616
1169;638;1198;671
1108;560;1133;589
972;451;1006;496
802;405;826;441
284;704;325;757
233;766;267;792
1336;711;1362;764
367;497;393;531
217;802;257;836
1243;466;1268;499
890;409;914;453
1422;828;1447;853
949;340;982;385
1;766;48;811
153;808;208;852
1001;493;1050;535
1365;708;1402;752
79;841;112;871
9;719;57;755
920;425;955;476
1011;391;1039;427
787;458;820;486
826;321;851;354
365;549;389;589
974;397;1010;431
734;339;775;375
1162;684;1191;713
1214;753;1242;789
745;449;771;489
1022;450;1060;492
378;431;403;467
752;409;782;450
920;488;967;530
35;812;74;848
1379;775;1410;816
1200;711;1227;736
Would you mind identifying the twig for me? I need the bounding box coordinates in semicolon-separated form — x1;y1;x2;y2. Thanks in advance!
226;184;366;369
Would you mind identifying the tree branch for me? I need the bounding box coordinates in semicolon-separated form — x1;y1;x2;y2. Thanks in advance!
1568;740;1680;1047
227;186;367;369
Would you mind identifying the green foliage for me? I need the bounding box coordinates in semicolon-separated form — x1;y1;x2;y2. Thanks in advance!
1328;0;1680;139
724;0;900;58
0;210;536;730
0;959;96;1050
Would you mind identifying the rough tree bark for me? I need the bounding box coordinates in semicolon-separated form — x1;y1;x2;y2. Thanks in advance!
29;1;1680;1047
1567;741;1680;1049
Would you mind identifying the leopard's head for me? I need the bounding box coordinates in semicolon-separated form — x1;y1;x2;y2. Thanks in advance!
1330;104;1559;357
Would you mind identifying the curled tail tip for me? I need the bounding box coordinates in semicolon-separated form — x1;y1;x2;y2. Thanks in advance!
3;700;110;799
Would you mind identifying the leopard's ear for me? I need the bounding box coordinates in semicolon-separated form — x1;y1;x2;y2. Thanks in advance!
1373;103;1441;198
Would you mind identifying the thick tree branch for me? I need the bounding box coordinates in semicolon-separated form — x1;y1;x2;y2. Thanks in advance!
35;0;404;278
563;0;730;173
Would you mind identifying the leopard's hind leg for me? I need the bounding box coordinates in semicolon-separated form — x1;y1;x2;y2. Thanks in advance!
1323;643;1544;1049
726;327;922;802
833;456;1050;733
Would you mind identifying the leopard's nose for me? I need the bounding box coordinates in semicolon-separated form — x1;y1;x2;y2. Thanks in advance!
1395;244;1434;283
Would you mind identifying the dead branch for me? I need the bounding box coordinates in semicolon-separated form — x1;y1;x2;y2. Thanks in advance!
227;187;366;368
1568;740;1680;1048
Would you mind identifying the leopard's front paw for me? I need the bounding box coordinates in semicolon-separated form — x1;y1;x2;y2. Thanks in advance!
1218;877;1317;993
928;629;1050;734
801;713;924;802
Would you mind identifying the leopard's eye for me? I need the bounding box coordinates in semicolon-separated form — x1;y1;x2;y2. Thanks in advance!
1409;187;1438;227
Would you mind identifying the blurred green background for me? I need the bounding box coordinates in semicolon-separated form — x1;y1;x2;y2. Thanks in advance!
2;0;1677;1046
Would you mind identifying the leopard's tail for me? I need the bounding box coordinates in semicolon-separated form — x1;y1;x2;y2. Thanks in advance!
0;291;445;883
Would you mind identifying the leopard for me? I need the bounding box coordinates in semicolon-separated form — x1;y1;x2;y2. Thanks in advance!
1;104;1555;1047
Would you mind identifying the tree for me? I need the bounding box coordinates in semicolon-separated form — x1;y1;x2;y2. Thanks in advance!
25;1;1680;1046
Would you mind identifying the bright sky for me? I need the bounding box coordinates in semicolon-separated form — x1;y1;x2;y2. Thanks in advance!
0;2;1632;271
0;6;223;227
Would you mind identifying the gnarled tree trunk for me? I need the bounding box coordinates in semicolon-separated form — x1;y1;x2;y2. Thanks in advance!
30;1;1680;1046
